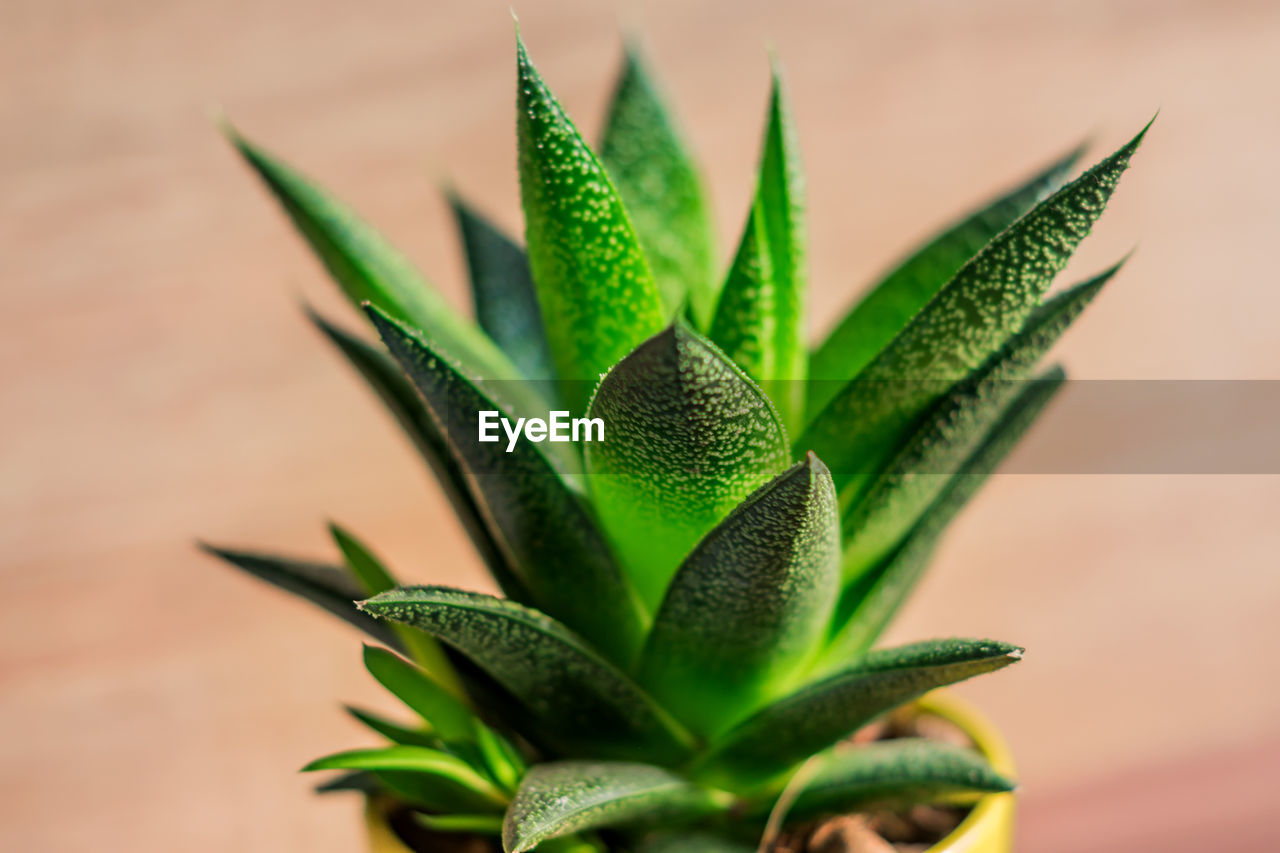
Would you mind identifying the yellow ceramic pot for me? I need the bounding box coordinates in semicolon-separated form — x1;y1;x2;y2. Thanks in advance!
364;690;1015;853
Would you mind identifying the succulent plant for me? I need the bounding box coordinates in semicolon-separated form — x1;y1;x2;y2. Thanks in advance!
208;27;1145;853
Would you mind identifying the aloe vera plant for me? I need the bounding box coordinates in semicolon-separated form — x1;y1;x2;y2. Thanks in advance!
209;28;1145;853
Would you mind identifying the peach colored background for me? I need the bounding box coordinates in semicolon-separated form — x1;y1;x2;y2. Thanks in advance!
3;1;1278;850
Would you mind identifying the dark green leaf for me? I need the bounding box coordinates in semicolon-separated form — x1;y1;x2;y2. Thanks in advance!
636;834;756;853
840;263;1119;577
222;125;518;382
200;543;400;649
516;33;667;414
637;454;840;736
361;587;697;764
362;645;478;743
345;705;440;748
302;746;507;809
776;739;1013;820
808;144;1085;413
585;322;790;611
600;43;717;327
710;67;808;432
503;762;729;853
368;307;645;663
698;639;1022;785
450;192;557;400
826;368;1066;660
799;122;1148;492
314;770;379;795
308;311;530;604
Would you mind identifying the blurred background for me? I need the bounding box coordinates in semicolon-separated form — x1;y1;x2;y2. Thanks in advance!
3;0;1278;850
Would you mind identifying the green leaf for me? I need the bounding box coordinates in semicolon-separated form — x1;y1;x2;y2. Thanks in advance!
600;43;717;327
636;454;840;737
698;639;1022;785
776;739;1014;820
417;813;505;834
344;705;440;748
807;144;1085;414
450;192;557;400
362;644;479;744
200;544;401;650
222;125;518;382
585;322;790;611
329;523;397;595
515;33;667;414
331;523;463;695
709;66;808;433
503;762;729;853
799;121;1148;492
308;310;530;604
840;263;1120;577
636;834;756;853
302;746;507;809
826;368;1066;660
368;306;645;663
361;587;697;764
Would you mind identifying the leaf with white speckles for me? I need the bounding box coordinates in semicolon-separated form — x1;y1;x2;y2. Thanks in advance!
799;121;1149;494
697;639;1022;786
503;761;728;852
368;306;645;665
825;367;1066;661
451;192;558;402
361;587;697;765
773;739;1014;821
600;43;718;327
223;126;521;385
840;262;1121;579
807;143;1085;415
516;34;667;414
710;68;808;433
636;454;839;737
585;322;790;612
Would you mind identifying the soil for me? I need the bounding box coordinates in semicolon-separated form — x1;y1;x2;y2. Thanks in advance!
386;706;977;853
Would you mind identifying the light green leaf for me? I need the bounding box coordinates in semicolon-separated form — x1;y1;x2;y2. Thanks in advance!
776;739;1014;820
362;645;479;744
503;762;729;853
450;192;557;400
331;523;462;694
840;263;1120;577
308;310;530;604
515;33;667;414
637;454;839;737
710;67;808;432
344;705;440;749
698;639;1022;786
302;745;507;809
585;322;790;612
417;813;505;834
223;125;518;382
807;143;1085;413
600;43;717;327
799;122;1148;493
361;587;697;765
826;368;1066;661
368;307;645;663
200;544;400;650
